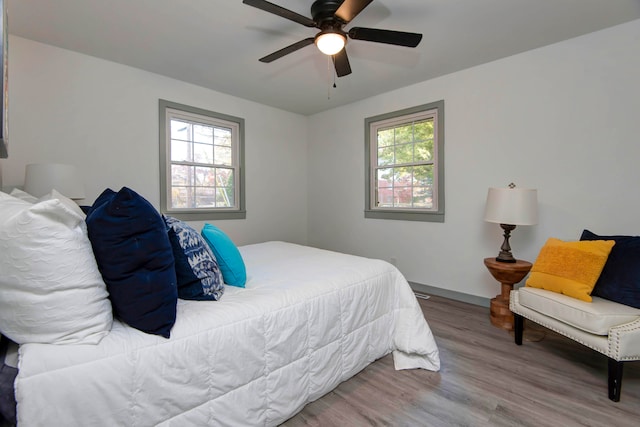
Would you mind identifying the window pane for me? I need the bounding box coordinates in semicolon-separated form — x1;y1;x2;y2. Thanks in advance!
394;124;413;144
413;165;433;186
195;166;216;186
171;164;192;186
394;143;414;164
171;139;192;162
377;128;394;147
377;146;394;166
415;140;433;162
195;187;215;208
377;168;393;187
412;186;433;209
193;124;213;144
216;187;234;207
193;142;214;164
171;186;190;209
216;168;234;187
215;146;232;166
394;167;412;186
394;186;412;207
215;128;232;146
414;119;434;140
171;120;191;141
377;187;393;207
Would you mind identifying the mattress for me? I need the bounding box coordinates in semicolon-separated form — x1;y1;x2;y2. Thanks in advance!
15;241;440;426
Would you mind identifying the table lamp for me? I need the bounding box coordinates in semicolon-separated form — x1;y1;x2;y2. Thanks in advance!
23;163;85;199
483;183;538;263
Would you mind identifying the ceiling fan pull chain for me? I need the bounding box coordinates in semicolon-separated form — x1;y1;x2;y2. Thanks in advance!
327;55;332;99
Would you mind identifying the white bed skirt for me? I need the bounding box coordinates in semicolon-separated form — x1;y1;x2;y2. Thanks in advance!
16;242;440;426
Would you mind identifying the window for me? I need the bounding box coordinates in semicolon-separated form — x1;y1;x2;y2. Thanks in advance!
365;101;444;222
159;100;245;220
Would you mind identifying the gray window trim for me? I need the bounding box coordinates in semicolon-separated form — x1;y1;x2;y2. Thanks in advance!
364;100;445;223
159;99;246;221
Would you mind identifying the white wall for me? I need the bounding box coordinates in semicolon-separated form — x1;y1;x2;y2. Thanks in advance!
0;36;309;246
307;19;640;300
3;20;640;302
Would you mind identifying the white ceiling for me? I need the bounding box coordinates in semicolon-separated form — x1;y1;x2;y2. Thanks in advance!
8;0;640;115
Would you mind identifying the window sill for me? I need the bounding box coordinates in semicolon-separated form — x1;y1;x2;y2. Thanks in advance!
364;209;444;223
163;210;246;221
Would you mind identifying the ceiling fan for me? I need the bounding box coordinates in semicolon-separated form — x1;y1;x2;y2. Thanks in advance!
242;0;423;77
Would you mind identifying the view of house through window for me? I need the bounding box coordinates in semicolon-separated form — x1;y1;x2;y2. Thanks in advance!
365;101;444;222
159;100;245;220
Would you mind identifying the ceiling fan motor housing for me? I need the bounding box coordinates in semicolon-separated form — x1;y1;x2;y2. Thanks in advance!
311;0;345;26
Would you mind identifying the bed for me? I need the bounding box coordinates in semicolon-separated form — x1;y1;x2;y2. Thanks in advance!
12;241;440;426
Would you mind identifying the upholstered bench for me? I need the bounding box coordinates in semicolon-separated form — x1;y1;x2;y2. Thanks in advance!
510;286;640;401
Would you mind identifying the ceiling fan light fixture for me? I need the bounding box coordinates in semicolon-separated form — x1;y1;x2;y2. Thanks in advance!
315;31;346;55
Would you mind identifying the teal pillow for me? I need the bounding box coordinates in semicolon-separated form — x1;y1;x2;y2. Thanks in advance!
201;224;246;287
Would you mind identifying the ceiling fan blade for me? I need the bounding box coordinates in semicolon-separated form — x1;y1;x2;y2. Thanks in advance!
348;27;423;47
259;37;315;63
333;49;352;77
243;0;316;27
334;0;374;24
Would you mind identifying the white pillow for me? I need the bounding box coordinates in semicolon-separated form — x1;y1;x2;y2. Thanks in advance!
0;192;113;345
10;187;86;218
9;188;39;203
40;188;86;218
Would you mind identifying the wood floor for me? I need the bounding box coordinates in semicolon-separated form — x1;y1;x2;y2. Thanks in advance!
282;295;640;427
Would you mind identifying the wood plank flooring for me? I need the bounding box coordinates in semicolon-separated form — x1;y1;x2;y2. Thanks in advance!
282;295;640;427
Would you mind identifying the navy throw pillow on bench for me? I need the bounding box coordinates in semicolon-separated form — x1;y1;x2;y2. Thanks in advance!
86;187;178;338
580;229;640;309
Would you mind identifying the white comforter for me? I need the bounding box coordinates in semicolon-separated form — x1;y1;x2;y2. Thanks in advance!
16;242;440;426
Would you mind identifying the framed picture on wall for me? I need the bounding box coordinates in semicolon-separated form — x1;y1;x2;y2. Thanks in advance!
0;0;7;159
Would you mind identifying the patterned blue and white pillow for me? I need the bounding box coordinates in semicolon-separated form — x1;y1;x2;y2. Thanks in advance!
164;216;224;301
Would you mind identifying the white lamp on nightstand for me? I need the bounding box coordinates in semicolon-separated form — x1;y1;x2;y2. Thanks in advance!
23;163;85;199
483;183;538;263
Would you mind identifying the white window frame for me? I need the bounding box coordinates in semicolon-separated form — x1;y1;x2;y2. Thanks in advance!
159;99;245;220
365;101;444;222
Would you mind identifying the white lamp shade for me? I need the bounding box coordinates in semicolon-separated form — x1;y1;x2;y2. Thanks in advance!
24;163;85;199
483;187;538;225
315;32;346;55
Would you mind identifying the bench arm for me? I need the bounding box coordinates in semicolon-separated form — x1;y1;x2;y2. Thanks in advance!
608;318;640;361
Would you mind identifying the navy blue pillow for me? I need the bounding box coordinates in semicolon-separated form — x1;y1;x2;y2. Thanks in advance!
580;229;640;309
86;187;177;338
164;216;224;301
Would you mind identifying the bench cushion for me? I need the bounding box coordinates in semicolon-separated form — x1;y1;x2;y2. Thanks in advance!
517;287;640;335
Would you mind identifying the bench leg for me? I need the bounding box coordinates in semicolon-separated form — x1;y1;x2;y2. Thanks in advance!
608;358;623;402
514;313;523;345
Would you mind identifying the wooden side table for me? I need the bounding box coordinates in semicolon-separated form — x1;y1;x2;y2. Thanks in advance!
484;257;532;331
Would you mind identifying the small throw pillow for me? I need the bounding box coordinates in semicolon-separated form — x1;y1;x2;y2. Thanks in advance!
201;223;247;287
580;230;640;309
164;216;224;300
0;192;112;344
86;187;177;338
526;237;615;301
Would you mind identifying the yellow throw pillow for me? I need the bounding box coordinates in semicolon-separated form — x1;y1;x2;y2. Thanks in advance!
525;237;615;302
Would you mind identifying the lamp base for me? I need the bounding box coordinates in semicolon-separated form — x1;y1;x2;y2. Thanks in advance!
495;223;517;263
495;254;516;263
